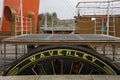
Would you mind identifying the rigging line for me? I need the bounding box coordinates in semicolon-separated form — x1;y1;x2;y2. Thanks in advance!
62;0;75;15
66;0;76;8
76;20;94;23
78;27;95;30
67;0;78;14
109;2;120;14
110;10;120;15
57;6;68;19
68;0;76;3
56;0;74;18
62;0;77;15
66;0;77;15
63;0;75;10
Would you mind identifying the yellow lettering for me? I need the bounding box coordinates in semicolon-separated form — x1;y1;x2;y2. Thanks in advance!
29;55;36;62
92;57;97;62
66;50;72;56
49;50;54;56
40;53;45;58
74;51;79;57
57;50;63;56
82;53;88;60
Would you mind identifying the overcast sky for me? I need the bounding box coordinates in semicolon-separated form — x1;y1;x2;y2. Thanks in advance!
0;0;113;19
40;0;78;19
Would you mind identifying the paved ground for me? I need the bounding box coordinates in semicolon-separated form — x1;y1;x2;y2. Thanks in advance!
0;75;120;80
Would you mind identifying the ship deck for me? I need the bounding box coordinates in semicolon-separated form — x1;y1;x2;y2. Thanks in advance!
2;34;120;45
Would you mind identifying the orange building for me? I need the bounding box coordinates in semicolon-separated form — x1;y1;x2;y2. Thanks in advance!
1;0;40;35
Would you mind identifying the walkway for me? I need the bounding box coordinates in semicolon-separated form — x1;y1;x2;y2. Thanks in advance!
0;75;120;80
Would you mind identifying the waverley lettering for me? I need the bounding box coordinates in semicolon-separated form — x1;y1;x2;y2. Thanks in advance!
29;49;97;63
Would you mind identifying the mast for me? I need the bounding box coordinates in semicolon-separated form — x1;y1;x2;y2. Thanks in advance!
106;1;110;36
20;0;23;35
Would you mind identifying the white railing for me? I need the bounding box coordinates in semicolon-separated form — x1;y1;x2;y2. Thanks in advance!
76;0;120;36
15;15;31;35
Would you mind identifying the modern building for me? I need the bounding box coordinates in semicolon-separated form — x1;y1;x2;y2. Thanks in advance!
75;0;120;37
75;15;120;37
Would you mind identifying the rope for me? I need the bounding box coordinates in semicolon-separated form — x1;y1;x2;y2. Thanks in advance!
77;20;94;23
78;27;94;30
62;0;76;16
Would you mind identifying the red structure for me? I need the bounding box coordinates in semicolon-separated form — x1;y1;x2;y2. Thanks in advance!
1;0;40;34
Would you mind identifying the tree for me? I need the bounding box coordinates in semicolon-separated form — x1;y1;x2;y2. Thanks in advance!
41;12;58;27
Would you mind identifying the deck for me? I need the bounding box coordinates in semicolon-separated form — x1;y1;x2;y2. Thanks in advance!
2;34;120;45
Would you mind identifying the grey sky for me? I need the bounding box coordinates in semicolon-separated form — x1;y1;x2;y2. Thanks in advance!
40;0;78;19
0;0;3;17
39;0;113;19
0;0;114;19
